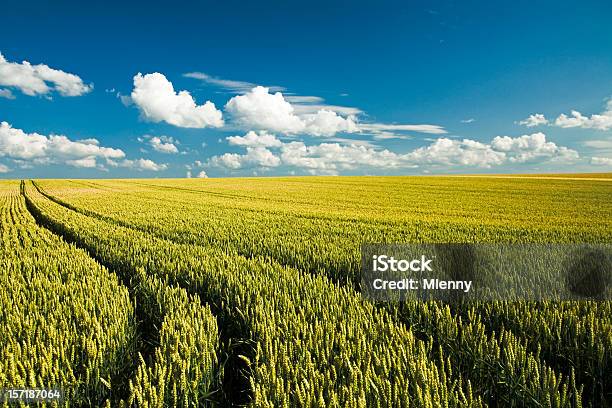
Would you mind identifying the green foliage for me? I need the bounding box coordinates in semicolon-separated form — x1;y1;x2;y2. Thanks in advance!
0;181;135;406
3;174;611;407
25;180;479;407
124;268;219;407
0;181;219;407
32;176;612;406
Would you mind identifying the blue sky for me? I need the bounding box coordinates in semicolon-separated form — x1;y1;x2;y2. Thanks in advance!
1;0;612;178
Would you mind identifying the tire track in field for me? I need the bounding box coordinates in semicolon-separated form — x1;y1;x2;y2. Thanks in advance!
28;180;580;407
41;180;606;405
23;182;225;405
35;179;612;406
21;184;153;405
24;181;243;407
7;183;138;405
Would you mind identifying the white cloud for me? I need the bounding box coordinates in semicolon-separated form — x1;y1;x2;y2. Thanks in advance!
186;72;361;117
554;103;612;130
225;86;441;138
108;158;167;171
371;132;411;140
0;52;92;97
209;146;281;169
207;131;577;174
134;158;167;171
209;153;242;169
284;95;325;104
326;137;378;147
302;109;359;136
196;170;208;178
280;141;406;173
0;163;10;173
225;86;305;134
186;72;448;138
0;121;124;168
583;138;612;150
591;157;612;166
491;132;579;163
461;118;476;124
131;72;223;128
0;88;15;99
519;113;548;127
147;135;179;154
184;72;285;93
227;131;282;148
117;92;133;106
406;138;506;168
65;157;98;168
290;101;363;117
359;123;447;135
524;99;612;131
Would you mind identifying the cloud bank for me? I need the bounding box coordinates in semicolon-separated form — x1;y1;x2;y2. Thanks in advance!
0;52;92;97
520;99;612;131
207;131;577;175
0;121;166;171
0;121;123;168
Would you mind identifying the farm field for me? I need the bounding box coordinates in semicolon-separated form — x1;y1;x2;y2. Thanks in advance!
1;175;611;407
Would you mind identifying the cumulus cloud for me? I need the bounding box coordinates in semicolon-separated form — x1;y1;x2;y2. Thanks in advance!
207;131;577;174
590;157;612;166
519;113;548;127
184;71;449;138
491;132;579;163
522;99;612;131
149;136;179;154
554;102;612;130
406;138;506;168
0;163;10;173
65;157;98;168
226;131;282;148
0;52;92;97
279;141;406;174
302;109;359;136
107;158;167;171
225;86;305;134
196;170;209;178
131;72;223;128
138;135;180;154
186;72;362;117
0;121;168;172
209;146;281;169
0;121;124;168
225;86;441;138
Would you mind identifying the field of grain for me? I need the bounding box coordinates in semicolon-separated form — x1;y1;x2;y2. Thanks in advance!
1;175;610;407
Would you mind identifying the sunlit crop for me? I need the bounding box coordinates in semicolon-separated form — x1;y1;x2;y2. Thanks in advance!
1;175;610;407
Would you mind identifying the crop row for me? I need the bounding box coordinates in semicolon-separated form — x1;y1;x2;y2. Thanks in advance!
33;179;610;405
1;181;220;407
0;182;135;406
24;180;481;407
